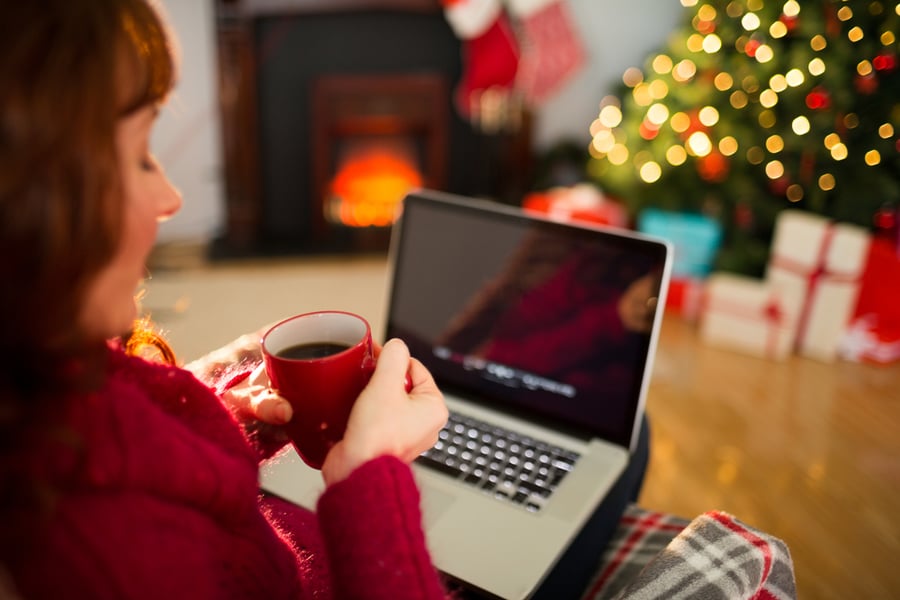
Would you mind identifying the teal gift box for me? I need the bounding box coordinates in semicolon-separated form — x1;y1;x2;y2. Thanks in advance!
637;209;722;278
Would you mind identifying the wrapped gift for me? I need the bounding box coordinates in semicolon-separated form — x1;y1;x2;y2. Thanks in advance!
637;209;722;279
699;273;799;361
766;210;871;363
521;184;629;228
838;315;900;364
665;276;705;322
838;238;900;364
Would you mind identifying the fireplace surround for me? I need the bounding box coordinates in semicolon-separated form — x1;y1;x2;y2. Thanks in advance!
213;0;534;256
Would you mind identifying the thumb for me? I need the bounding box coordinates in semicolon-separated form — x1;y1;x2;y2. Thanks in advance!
368;338;411;390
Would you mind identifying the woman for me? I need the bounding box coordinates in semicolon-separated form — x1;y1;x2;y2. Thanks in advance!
0;1;449;597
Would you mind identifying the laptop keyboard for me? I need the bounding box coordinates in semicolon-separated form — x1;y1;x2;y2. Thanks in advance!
415;411;581;513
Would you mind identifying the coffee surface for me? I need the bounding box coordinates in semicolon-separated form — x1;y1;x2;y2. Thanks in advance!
276;342;351;360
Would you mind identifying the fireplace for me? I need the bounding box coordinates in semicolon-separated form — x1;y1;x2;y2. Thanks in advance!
213;0;533;256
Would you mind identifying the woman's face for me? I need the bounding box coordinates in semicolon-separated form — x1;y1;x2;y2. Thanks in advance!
78;105;182;340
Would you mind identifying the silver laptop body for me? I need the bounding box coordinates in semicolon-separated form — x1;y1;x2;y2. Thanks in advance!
261;189;672;599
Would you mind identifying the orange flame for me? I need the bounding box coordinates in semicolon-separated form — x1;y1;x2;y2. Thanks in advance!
328;145;423;227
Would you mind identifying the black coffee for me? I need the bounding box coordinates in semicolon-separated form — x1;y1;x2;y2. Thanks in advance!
276;342;351;360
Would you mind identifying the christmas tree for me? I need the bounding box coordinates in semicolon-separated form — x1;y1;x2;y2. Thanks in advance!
586;0;900;275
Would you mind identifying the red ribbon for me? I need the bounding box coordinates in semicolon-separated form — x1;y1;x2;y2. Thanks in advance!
704;295;785;358
769;223;860;351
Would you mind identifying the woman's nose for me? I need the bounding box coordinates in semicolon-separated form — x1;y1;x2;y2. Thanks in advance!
157;175;182;222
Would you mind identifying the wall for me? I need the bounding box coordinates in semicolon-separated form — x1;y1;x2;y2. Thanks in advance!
152;0;683;244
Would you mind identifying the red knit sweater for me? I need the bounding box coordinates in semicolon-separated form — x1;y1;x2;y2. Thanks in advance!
10;347;448;599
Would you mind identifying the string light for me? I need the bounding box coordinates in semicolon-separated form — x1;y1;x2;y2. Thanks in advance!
586;0;899;235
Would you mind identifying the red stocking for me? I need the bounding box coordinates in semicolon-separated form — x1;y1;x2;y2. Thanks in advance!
443;0;520;119
508;0;586;106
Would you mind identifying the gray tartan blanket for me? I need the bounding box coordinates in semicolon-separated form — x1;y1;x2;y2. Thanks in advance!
584;506;796;600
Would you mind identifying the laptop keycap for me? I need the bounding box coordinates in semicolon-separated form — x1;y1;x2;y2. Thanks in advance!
416;411;581;512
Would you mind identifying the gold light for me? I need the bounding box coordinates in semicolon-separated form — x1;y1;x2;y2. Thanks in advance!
599;103;623;128
770;74;788;92
848;26;864;42
687;131;713;156
831;143;849;160
687;34;705;53
783;1;800;18
699;106;720;126
673;60;698;82
666;145;688;166
837;6;854;20
608;144;629;165
809;58;826;76
786;184;804;202
882;31;896;45
811;35;828;51
649;80;670;99
742;12;761;30
792;116;811;135
719;136;739;156
766;135;785;153
704;34;723;53
765;160;785;179
858;60;874;76
755;44;775;63
592;129;616;153
639;161;663;183
671;112;692;133
770;21;788;38
879;123;895;138
759;110;777;128
760;89;779;108
647;103;670;125
623;67;644;87
652;54;674;74
715;72;734;90
786;68;805;86
824;133;842;149
819;173;836;190
731;90;749;108
865;150;882;166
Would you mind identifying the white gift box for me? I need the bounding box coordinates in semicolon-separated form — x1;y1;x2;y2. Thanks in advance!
699;273;799;361
766;210;871;362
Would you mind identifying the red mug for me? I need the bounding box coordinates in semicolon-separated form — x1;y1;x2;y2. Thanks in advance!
262;311;376;469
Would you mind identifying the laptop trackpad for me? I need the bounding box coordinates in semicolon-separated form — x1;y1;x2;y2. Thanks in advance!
419;486;456;529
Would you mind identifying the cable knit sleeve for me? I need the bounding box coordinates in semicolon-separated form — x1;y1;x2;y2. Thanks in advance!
316;456;448;599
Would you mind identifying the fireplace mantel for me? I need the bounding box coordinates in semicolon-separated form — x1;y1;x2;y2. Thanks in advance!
219;0;440;17
212;0;533;257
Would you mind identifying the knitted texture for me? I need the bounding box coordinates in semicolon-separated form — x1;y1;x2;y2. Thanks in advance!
8;346;447;599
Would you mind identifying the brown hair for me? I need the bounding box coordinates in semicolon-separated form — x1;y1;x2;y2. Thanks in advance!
0;0;176;545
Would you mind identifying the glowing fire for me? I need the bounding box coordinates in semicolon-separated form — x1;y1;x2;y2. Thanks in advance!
327;140;423;227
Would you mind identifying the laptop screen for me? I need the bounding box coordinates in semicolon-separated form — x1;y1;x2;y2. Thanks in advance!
386;192;670;448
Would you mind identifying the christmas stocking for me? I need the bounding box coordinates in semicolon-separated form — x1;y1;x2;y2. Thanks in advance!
442;0;520;119
506;0;586;106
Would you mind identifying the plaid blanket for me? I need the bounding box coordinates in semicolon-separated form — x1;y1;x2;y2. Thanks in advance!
583;505;796;600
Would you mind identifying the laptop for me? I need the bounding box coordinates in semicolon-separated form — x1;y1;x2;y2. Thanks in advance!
260;189;672;599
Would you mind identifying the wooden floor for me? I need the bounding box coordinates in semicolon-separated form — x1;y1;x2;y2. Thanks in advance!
640;316;900;600
145;255;899;599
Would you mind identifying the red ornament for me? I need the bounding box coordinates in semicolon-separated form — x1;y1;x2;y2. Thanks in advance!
874;206;897;233
697;151;729;183
745;39;761;58
873;53;897;72
855;73;879;94
779;14;798;33
639;120;660;140
806;87;831;110
769;176;790;196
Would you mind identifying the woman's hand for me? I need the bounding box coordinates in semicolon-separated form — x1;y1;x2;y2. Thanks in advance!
321;338;448;486
221;362;293;426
